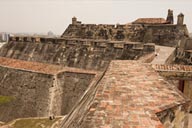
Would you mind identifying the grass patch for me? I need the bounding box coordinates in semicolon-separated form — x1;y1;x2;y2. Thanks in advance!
13;117;61;128
0;95;14;105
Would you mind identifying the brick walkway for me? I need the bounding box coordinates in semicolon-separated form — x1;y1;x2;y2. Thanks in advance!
66;60;188;128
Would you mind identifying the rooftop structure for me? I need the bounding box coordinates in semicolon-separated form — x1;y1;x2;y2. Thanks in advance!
133;18;167;24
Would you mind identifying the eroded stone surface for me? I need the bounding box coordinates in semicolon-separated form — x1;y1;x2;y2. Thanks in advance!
61;18;188;46
0;40;154;70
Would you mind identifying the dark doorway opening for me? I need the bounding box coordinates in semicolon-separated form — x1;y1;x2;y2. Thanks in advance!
178;80;184;92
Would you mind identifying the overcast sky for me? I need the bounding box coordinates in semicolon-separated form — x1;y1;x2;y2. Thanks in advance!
0;0;192;35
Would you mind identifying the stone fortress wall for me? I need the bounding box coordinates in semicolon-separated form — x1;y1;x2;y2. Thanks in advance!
0;9;191;128
0;66;53;122
0;57;96;122
0;39;155;71
61;10;189;47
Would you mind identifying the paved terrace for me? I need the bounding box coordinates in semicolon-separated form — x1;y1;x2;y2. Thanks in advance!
0;57;97;75
153;64;192;80
61;60;189;128
151;45;175;64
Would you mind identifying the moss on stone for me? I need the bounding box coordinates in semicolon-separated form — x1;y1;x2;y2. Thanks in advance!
12;118;61;128
0;95;14;105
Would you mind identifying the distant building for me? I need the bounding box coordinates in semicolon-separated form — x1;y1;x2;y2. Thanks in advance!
47;31;55;37
0;32;9;42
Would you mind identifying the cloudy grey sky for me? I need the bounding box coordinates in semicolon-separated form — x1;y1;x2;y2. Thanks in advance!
0;0;192;35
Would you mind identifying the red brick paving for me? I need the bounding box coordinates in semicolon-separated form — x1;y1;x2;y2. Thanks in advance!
81;60;188;128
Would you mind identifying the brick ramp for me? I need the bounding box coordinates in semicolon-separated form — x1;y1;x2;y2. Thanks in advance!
60;61;189;128
151;45;175;64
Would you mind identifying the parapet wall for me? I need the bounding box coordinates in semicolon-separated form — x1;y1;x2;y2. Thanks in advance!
0;40;155;70
153;64;192;80
61;23;188;46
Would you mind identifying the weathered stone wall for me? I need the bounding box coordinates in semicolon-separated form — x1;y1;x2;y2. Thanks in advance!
56;72;95;115
61;23;188;46
0;66;54;122
165;49;176;64
0;41;154;70
175;38;192;65
145;25;189;46
59;70;104;128
175;50;192;65
61;24;145;42
156;103;190;128
183;81;192;112
153;64;192;80
0;63;95;122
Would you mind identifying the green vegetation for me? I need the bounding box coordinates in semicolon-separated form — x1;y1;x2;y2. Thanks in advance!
13;117;61;128
0;95;14;105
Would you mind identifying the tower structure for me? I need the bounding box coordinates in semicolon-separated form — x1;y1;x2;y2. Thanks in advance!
166;9;174;24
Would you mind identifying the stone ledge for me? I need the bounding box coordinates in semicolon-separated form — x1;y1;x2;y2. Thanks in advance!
0;57;98;75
